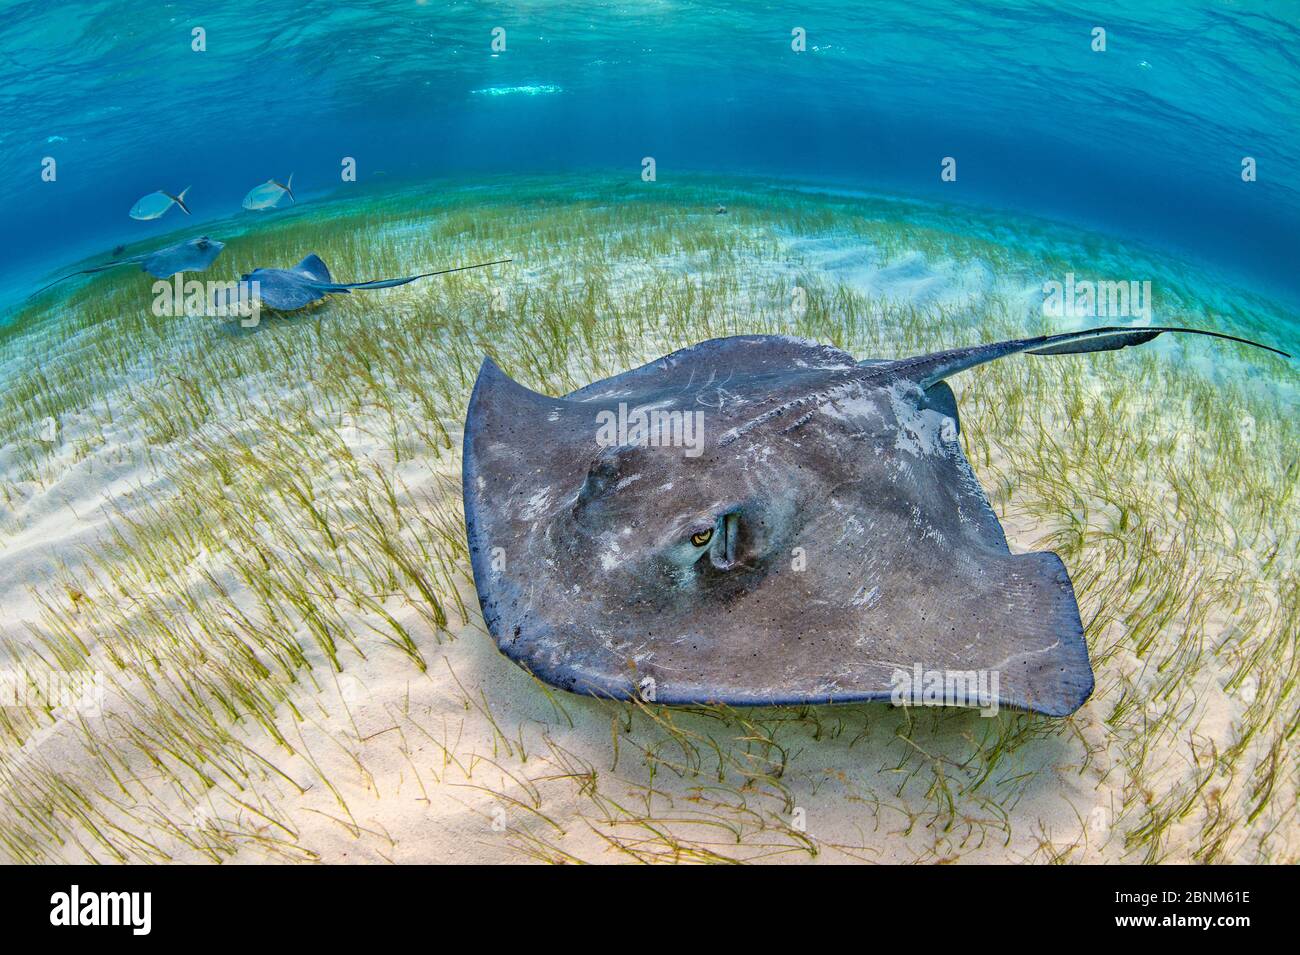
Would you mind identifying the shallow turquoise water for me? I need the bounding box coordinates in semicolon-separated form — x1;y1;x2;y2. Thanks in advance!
2;1;1297;316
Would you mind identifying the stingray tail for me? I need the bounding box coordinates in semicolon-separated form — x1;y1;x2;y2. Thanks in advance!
901;325;1289;388
325;258;513;291
173;187;192;215
30;262;123;297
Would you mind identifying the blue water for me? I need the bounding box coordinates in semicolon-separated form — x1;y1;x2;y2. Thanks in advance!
2;1;1297;307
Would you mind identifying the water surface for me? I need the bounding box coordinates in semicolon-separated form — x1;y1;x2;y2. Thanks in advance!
2;1;1297;308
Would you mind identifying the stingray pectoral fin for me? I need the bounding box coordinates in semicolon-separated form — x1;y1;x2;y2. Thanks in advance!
245;268;330;311
568;334;861;401
978;550;1094;717
142;237;226;279
463;357;581;505
907;325;1290;388
295;254;333;283
463;358;595;651
843;540;1092;716
921;380;961;434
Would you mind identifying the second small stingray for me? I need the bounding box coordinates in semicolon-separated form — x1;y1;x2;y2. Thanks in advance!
34;236;226;296
218;254;512;312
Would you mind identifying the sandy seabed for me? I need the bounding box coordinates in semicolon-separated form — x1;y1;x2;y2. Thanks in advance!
0;178;1295;863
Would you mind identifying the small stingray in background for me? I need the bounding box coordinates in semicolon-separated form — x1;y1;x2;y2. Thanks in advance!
129;187;191;220
215;254;512;312
242;174;295;211
463;326;1289;717
33;236;226;296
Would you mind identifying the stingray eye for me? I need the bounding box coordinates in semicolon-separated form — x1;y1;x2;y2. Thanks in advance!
690;529;713;547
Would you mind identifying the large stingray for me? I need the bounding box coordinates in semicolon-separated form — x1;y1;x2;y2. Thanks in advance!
463;326;1288;716
34;236;226;295
220;254;512;311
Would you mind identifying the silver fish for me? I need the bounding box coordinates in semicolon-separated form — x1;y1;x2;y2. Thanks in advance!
129;187;191;220
242;174;295;210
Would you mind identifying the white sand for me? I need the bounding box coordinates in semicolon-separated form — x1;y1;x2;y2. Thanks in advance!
0;218;1292;864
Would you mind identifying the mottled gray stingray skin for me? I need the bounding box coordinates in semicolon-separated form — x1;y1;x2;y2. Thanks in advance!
139;236;225;278
463;326;1288;716
228;254;511;312
35;236;225;294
